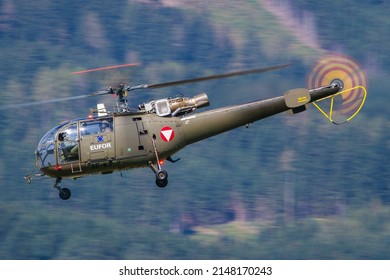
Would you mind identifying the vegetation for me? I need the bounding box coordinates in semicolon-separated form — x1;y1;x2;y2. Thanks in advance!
0;0;389;259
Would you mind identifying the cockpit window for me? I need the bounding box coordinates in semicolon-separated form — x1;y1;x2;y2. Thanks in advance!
80;118;113;136
36;118;114;168
36;123;67;168
57;122;79;163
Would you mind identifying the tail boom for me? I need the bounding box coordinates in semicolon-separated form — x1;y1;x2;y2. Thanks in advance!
181;85;340;145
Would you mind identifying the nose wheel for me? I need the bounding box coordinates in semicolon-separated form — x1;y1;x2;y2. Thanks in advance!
59;188;71;200
53;178;72;200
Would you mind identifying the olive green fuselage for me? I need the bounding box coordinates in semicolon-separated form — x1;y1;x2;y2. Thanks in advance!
40;86;338;179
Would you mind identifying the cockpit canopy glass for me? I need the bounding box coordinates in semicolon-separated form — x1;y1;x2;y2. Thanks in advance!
80;118;113;135
36;122;68;168
57;122;79;163
35;117;114;168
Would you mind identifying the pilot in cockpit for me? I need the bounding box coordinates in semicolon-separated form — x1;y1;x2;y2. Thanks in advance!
100;120;112;133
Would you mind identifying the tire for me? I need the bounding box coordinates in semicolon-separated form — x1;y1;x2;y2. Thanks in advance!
156;170;168;180
156;178;168;188
59;188;71;200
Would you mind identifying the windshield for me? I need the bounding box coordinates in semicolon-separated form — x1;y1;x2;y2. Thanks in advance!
36;122;68;168
57;122;79;163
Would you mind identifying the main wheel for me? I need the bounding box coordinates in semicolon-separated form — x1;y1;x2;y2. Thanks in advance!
156;170;168;180
59;188;71;200
156;178;168;188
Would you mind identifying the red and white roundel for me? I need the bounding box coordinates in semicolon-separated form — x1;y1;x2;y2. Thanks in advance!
160;126;175;142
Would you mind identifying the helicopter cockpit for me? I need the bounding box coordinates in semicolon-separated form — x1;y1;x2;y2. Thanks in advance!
36;120;80;169
36;117;115;169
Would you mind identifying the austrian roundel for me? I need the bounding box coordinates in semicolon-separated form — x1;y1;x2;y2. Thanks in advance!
160;126;175;142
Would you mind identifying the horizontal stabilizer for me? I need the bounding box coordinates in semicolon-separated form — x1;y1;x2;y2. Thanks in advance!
284;88;311;108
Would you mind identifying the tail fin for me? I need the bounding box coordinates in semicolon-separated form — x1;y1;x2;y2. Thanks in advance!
307;54;367;125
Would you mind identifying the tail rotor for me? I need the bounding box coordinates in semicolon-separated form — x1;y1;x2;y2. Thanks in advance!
307;54;367;124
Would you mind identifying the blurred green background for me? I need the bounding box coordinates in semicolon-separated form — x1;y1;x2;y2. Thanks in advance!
0;0;389;259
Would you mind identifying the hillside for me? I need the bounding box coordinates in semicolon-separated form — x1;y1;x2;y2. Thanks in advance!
0;0;389;259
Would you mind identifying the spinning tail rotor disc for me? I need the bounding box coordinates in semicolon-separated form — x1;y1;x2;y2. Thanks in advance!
307;54;367;124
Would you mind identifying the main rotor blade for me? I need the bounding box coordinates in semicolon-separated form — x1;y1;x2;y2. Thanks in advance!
144;63;291;89
0;63;291;110
0;94;91;111
70;63;139;75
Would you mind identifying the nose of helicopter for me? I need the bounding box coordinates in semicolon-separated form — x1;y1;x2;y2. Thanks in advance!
35;123;68;168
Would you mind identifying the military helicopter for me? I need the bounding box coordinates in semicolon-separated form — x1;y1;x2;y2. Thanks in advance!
22;55;367;200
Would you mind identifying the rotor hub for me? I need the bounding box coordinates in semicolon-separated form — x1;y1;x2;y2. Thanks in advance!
330;78;344;90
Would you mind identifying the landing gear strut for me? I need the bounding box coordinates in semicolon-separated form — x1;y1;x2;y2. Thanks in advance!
53;178;71;200
150;135;168;188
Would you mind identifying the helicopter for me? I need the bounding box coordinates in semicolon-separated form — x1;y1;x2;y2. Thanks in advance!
22;55;367;200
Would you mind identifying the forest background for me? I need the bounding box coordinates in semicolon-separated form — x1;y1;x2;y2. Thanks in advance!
0;0;389;259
